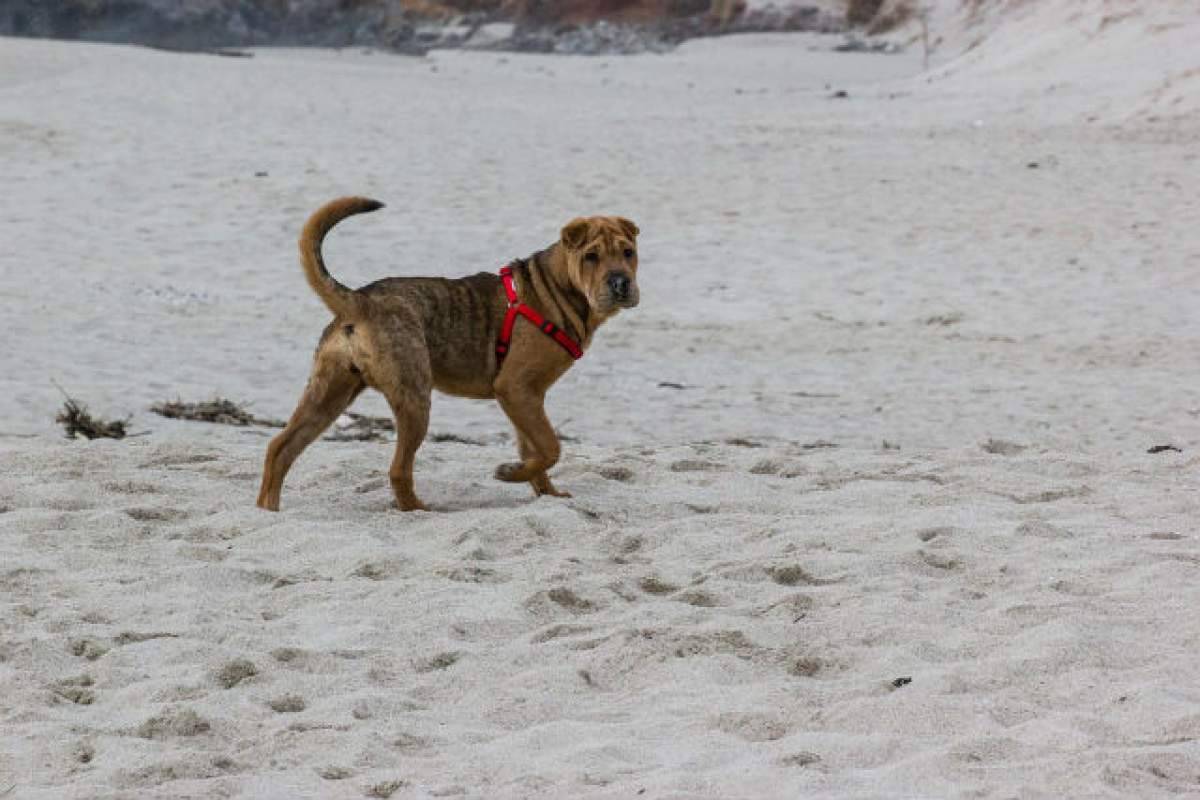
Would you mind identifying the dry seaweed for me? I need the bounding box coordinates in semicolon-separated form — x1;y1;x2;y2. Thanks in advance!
151;398;284;428
56;398;129;440
324;413;394;442
54;383;129;440
428;432;487;446
150;398;490;446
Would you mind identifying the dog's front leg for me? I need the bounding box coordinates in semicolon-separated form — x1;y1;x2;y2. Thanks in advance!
518;431;572;498
494;382;562;488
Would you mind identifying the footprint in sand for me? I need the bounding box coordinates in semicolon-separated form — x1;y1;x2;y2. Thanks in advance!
767;565;837;586
756;594;816;621
72;742;95;765
916;526;956;542
1003;486;1090;504
1050;577;1105;597
351;559;408;581
414;652;461;673
670;459;726;473
114;757;241;790
214;659;258;689
712;712;789;742
595;465;634;482
1014;520;1074;539
44;497;95;512
392;732;435;752
179;545;225;562
250;568;323;590
750;459;807;478
270;647;336;672
49;675;95;706
669;629;758;659
2;567;50;594
526;587;600;617
124;507;190;523
609;535;643;565
787;656;825;678
530;624;594;644
675;589;720;607
437;566;508;584
637;576;679;595
103;480;164;495
366;779;408;798
750;459;782;475
981;439;1027;456
355;477;389;494
135;708;211;739
114;631;178;647
68;638;109;662
917;549;962;571
268;694;306;713
138;453;219;469
779;751;822;768
549;587;598;611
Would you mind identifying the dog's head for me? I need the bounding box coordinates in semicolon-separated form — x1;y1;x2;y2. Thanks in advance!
559;216;640;315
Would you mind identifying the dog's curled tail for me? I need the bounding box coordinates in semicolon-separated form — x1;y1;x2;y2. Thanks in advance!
299;196;384;318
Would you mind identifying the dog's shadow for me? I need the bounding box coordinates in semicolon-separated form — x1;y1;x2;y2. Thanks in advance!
368;492;555;515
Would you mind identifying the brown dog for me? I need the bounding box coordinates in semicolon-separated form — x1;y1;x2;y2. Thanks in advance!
256;197;640;512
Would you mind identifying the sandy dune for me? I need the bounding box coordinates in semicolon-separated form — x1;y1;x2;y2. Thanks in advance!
2;4;1199;797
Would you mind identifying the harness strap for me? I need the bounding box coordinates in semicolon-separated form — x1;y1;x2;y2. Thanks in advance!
497;265;584;365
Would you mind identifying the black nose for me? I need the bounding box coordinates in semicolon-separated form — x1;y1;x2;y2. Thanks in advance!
608;273;631;299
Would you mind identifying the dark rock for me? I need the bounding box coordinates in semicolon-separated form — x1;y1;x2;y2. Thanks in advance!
0;0;846;56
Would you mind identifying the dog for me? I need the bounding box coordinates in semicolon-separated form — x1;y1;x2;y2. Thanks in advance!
256;197;640;512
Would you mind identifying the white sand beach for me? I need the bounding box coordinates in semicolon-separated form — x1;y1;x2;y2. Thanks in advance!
2;2;1199;797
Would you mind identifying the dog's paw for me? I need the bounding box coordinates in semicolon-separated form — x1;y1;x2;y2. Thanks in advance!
394;497;430;512
536;486;572;499
494;462;525;483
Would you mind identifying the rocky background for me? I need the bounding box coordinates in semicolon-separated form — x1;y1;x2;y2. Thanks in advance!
0;0;861;55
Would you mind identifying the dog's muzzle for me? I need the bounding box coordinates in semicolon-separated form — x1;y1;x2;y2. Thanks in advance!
607;273;637;307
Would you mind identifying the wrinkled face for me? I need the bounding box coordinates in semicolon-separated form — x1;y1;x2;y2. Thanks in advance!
559;215;640;315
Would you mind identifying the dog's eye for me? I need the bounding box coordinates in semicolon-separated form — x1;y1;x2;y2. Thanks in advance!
623;248;635;259
584;252;599;263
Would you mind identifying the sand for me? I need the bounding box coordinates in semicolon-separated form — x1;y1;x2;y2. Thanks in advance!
2;3;1199;797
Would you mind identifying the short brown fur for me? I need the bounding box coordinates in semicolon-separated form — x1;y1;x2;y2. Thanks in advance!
256;196;640;512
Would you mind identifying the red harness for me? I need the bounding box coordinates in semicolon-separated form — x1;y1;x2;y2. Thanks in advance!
496;265;584;364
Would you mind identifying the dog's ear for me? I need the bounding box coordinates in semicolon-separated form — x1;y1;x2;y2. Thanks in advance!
614;217;639;240
560;218;590;251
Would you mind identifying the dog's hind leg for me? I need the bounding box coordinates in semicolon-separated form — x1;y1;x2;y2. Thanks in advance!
257;352;364;512
383;394;430;511
371;338;433;512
